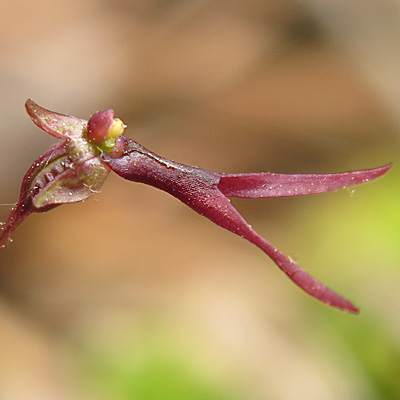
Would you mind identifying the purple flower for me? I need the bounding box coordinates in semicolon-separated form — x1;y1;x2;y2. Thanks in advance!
0;100;392;313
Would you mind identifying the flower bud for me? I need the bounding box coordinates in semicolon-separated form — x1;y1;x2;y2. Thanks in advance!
87;109;126;152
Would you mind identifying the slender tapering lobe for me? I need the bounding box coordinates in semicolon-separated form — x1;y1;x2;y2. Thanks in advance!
103;136;391;313
0;100;392;313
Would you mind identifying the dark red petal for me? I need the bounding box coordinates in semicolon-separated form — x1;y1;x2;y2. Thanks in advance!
25;99;87;140
218;164;392;198
180;186;359;313
106;137;359;312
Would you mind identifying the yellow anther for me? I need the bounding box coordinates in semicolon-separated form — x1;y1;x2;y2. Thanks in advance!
107;119;126;140
100;119;126;152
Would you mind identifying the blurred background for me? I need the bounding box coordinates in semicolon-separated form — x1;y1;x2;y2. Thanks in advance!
0;0;399;399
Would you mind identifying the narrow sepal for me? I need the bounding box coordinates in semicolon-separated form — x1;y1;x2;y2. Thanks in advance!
188;188;359;313
25;99;87;140
218;164;392;198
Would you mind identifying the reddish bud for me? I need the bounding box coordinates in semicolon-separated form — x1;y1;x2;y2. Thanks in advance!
87;109;126;152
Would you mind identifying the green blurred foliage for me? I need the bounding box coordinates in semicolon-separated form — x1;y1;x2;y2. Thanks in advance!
79;326;242;400
294;163;400;400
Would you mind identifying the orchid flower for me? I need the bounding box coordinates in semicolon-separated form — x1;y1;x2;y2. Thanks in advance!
0;100;392;313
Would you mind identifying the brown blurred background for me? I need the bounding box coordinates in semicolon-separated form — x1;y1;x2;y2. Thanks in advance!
0;1;399;399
